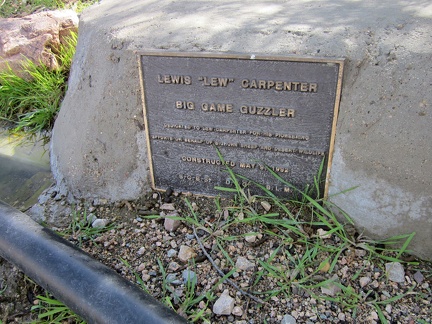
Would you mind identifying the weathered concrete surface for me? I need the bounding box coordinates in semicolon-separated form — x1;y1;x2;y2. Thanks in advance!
51;0;432;259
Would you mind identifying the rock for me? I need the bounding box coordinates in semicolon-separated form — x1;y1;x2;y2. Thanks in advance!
166;274;182;286
92;218;109;228
49;0;432;262
235;256;255;271
168;262;180;271
137;247;145;255
87;213;97;224
369;311;378;321
355;249;367;257
244;233;257;243
160;203;176;211
413;271;424;284
178;245;196;262
164;212;181;232
232;306;243;317
212;289;235;315
337;313;346;321
167;249;177;258
198;301;206;309
191;202;198;211
385;304;392;314
223;209;230;219
182;270;197;284
320;275;342;296
137;263;146;272
261;201;271;212
359;276;371;288
281;314;296;324
385;262;405;283
317;228;331;239
0;10;79;76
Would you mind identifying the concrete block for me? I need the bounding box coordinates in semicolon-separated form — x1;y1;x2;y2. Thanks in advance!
51;0;432;259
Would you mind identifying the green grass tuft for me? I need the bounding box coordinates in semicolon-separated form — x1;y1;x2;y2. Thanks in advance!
57;205;116;247
157;154;419;319
0;32;77;137
31;292;85;323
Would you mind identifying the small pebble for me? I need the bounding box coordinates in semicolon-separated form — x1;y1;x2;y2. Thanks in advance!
413;271;424;284
182;270;197;284
320;275;341;296
178;245;196;262
385;304;392;314
213;290;235;315
370;311;378;320
92;218;109;228
168;262;180;271
87;213;97;224
245;233;257;243
261;201;271;212
235;256;255;271
385;262;405;283
359;276;371;288
317;228;331;239
164;214;181;232
191;202;199;211
232;306;243;317
281;314;296;324
160;203;176;211
141;274;151;282
355;249;367;257
166;273;177;283
167;249;177;258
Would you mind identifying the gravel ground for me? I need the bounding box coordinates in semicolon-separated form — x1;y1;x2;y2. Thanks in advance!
1;187;431;323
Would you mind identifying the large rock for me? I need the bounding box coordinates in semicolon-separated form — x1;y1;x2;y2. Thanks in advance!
0;10;78;75
51;0;432;260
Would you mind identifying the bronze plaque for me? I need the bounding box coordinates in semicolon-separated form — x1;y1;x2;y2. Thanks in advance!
138;52;344;198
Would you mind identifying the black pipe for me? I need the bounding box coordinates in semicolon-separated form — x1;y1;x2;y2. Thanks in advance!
0;201;189;324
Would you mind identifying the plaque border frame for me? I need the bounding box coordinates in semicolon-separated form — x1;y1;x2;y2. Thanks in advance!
137;52;345;199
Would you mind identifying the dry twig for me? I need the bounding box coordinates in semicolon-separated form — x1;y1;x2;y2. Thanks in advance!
192;226;268;305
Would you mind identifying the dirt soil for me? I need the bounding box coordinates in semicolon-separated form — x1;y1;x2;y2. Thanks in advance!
1;185;431;323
